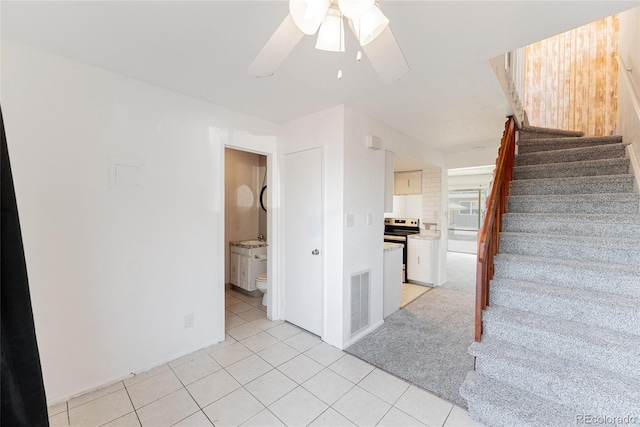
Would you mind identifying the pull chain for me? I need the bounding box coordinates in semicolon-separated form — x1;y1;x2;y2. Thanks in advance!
337;10;343;79
356;20;362;61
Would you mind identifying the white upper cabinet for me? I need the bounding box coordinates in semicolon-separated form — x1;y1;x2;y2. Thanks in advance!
395;170;422;195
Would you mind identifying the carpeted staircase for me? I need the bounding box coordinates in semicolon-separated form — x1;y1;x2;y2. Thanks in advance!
460;125;640;427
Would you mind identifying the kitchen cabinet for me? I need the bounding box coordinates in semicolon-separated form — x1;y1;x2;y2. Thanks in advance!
395;171;422;195
383;242;403;318
407;236;438;285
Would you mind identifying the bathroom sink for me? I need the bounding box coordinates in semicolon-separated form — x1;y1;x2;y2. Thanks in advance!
239;240;265;246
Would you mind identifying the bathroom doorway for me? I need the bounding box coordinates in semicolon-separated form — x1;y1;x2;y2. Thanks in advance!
223;147;271;335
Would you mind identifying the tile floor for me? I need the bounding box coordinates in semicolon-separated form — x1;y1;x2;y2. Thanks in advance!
400;283;432;308
48;289;484;427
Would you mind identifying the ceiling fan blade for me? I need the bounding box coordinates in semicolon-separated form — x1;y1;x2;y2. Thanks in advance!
362;26;409;83
249;14;305;78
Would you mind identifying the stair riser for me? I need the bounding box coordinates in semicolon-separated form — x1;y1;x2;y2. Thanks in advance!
502;217;640;238
473;354;638;414
513;162;630;180
490;286;640;337
507;199;640;214
499;236;640;264
463;399;542;427
518;140;623;154
493;258;640;299
515;145;626;166
510;178;634;196
482;317;640;381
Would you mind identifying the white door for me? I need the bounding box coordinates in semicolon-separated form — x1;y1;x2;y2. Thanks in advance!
283;148;322;335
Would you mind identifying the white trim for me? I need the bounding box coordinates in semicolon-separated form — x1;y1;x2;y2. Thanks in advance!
627;144;640;195
341;319;384;350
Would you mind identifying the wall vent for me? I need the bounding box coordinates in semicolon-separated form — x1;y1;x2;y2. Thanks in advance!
350;270;370;337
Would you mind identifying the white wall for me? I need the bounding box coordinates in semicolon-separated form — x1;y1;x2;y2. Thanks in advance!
618;7;640;160
1;41;278;404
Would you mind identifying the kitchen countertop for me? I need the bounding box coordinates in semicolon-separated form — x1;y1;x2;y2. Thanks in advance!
383;242;404;252
409;231;441;240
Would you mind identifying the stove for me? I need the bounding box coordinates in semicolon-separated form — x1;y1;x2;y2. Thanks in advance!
384;218;420;281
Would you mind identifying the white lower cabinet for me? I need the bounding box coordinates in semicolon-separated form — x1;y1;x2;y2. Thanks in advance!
229;244;267;292
407;237;438;285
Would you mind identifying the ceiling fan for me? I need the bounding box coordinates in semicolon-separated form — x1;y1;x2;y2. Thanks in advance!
248;0;409;82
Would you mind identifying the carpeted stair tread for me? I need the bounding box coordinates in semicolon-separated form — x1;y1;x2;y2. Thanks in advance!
509;174;635;195
469;340;640;414
490;277;640;336
499;231;640;264
502;212;640;237
482;306;640;380
516;135;623;154
460;371;576;427
515;143;626;166
519;125;584;139
493;253;640;298
507;192;640;214
513;158;630;180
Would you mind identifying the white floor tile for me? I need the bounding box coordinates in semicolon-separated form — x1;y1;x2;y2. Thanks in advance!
173;410;213;427
203;388;264;427
283;331;322;352
49;412;69;427
394;386;454;427
304;342;345;367
308;408;356;427
226;355;273;385
225;296;243;307
226;315;248;330
240;409;285;427
377;407;426;427
250;318;283;331
68;389;133;427
186;369;241;407
265;323;301;341
241;332;280;353
358;368;410;405
171;354;221;385
48;402;68;417
444;405;486;427
245;370;297;406
124;364;171;387
268;387;327;427
168;349;210;368
226;323;262;341
328;354;374;383
302;368;354;405
136;388;199;427
332;386;391;426
227;302;254;315
236;308;267;323
208;342;253;367
257;342;300;367
126;370;183;409
277;354;324;384
101;412;141;427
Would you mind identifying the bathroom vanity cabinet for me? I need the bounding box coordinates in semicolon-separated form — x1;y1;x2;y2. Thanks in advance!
229;242;267;292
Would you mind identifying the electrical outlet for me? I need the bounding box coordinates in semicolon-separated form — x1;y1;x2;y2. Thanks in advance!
184;313;194;329
346;214;355;227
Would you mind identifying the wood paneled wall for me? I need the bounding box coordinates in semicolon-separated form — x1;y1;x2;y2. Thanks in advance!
523;16;619;136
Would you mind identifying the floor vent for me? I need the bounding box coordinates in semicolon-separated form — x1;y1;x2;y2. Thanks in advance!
350;270;370;337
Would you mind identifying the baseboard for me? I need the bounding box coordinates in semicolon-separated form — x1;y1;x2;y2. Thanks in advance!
342;319;384;350
627;144;640;194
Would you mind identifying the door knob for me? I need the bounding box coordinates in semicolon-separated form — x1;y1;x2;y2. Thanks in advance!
312;249;320;255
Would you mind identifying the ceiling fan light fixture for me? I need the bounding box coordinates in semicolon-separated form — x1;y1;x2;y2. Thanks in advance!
348;3;389;46
315;8;345;52
337;0;375;19
289;0;331;35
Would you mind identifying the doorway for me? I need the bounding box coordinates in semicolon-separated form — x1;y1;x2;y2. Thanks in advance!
223;148;270;334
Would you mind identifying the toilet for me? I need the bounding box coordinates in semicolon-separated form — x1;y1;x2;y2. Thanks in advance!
255;273;268;306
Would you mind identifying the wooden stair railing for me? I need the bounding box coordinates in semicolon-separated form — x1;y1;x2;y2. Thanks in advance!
475;117;518;342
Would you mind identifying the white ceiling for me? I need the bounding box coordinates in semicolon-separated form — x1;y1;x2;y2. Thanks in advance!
2;1;638;157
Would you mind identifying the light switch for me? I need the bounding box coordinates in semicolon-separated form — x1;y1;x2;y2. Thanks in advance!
346;214;355;227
